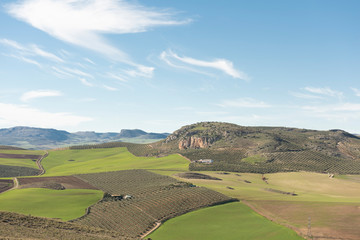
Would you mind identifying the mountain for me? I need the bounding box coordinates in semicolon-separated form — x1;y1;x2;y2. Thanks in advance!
0;127;169;149
118;129;168;139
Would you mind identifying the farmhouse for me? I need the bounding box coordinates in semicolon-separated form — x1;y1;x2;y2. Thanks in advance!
196;159;213;164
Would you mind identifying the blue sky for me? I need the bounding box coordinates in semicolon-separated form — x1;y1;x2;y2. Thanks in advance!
0;0;359;133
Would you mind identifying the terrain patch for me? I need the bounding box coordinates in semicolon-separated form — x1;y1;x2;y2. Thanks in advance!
0;164;40;178
176;172;222;180
74;169;234;238
18;176;98;190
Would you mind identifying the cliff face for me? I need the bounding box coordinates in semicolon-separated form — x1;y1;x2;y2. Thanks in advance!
178;136;213;150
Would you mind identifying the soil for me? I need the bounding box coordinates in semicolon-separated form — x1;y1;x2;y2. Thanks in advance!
245;200;360;240
0;179;13;193
0;153;42;159
17;176;99;190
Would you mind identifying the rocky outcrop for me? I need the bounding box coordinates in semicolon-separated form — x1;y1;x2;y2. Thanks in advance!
178;136;213;150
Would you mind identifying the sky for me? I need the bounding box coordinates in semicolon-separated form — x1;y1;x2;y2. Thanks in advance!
0;0;359;133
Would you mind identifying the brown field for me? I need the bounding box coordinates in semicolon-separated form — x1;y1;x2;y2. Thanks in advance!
0;153;42;159
18;176;98;190
0;179;13;193
246;200;360;240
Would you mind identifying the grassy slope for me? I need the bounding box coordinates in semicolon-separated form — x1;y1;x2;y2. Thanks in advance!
149;202;303;240
43;148;188;176
167;171;360;239
171;171;360;202
0;149;45;169
0;158;38;169
0;150;45;155
0;188;102;221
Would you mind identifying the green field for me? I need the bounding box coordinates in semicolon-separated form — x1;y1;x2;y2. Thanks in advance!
170;171;360;239
149;202;303;240
0;188;102;221
43;148;189;176
0;158;38;169
0;150;46;155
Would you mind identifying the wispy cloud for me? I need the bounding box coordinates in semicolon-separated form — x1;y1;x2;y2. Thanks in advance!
217;98;271;108
62;67;94;78
103;85;118;91
304;87;343;99
289;91;323;100
160;50;249;80
21;90;63;102
79;78;93;87
351;87;360;97
0;102;91;128
0;38;63;63
6;0;190;76
107;72;127;82
303;103;360;113
5;53;42;67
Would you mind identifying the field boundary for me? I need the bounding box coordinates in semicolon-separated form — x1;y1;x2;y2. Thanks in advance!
141;221;161;238
242;200;306;239
36;151;48;176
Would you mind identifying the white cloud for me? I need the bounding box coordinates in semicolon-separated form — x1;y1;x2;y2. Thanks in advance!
21;90;63;102
103;85;118;91
0;102;92;128
79;78;93;87
6;0;190;74
304;87;343;99
0;38;63;63
6;54;42;67
62;67;94;78
351;87;360;97
160;50;249;80
84;57;95;65
217;98;271;108
303;103;360;113
107;72;127;82
290;91;323;99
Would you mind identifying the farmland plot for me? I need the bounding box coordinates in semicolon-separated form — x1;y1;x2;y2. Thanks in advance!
74;170;234;238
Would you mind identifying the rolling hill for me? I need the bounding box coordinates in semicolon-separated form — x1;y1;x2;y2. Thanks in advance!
74;122;360;174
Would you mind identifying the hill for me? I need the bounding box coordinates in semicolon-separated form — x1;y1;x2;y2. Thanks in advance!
149;122;360;174
0;126;169;149
78;122;360;174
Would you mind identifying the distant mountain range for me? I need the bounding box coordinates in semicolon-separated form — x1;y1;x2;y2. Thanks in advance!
0;126;169;149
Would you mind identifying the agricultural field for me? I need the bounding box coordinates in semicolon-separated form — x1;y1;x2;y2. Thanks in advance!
0;179;13;193
17;176;99;190
172;171;360;239
0;211;126;240
0;149;46;177
0;164;40;178
0;188;103;221
149;202;303;240
42;147;189;176
73;170;234;238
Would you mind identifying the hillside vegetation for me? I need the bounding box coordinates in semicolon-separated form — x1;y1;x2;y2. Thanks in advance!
78;122;360;174
74;170;234;238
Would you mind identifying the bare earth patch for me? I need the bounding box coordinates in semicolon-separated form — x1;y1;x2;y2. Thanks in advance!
246;200;360;240
0;153;42;159
0;180;13;193
18;176;98;190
